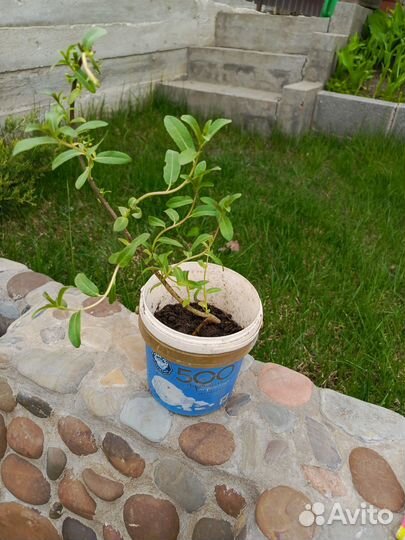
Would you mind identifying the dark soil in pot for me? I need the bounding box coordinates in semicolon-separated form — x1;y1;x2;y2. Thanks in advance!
154;303;242;337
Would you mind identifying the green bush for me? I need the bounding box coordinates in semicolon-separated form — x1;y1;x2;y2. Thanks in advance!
328;4;405;102
0;116;51;208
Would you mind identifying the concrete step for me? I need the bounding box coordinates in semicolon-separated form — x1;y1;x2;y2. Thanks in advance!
158;79;281;135
188;47;306;93
215;12;329;55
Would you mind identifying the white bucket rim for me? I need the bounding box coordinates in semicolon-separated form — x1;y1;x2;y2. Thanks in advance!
139;263;263;356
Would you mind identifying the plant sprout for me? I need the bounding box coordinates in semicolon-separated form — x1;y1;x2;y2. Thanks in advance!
12;28;241;346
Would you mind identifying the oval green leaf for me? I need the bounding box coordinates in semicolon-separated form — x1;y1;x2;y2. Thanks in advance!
76;120;108;134
166;195;194;209
12;136;58;157
163;149;181;186
164;116;195;152
74;273;99;297
52;149;82;170
113;216;128;232
68;311;82;348
95;151;132;165
75;168;90;189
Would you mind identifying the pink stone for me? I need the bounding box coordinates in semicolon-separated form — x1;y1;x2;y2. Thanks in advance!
82;297;121;317
258;364;313;407
302;465;347;498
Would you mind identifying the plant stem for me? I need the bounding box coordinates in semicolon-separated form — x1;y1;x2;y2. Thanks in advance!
192;317;212;336
68;81;220;324
154;272;221;324
135;179;190;205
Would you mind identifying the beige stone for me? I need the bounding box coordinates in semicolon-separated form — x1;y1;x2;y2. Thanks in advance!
256;486;314;540
179;423;235;466
259;363;313;407
114;334;146;372
100;368;127;387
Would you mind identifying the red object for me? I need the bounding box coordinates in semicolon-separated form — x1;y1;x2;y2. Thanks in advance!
380;0;397;11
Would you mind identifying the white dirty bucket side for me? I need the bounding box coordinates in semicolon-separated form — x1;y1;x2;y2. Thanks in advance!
139;262;263;356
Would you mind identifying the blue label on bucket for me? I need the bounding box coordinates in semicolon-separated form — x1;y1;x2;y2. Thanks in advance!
146;346;242;416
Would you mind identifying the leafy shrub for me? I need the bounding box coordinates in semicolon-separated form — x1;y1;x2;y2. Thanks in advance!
0;116;51;208
328;4;405;102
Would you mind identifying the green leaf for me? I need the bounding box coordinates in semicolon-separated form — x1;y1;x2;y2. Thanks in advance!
195;161;207;177
25;123;43;133
95;151;132;165
209;252;223;265
220;193;242;210
180;115;202;142
166;196;194;209
113;216;129;232
109;233;150;268
186;226;200;238
200;196;218;208
204;118;232;141
12;136;58;156
164;208;179;223
179;148;197;166
74;273;99;297
163;149;181;186
32;304;54;318
75;168;90;189
56;286;70;308
70;117;87;124
191;205;217;218
76;120;108;134
218;214;234;241
148;216;166;228
59;126;78;138
119;206;128;217
207;287;222;294
157;237;183;248
131;207;142;219
191;233;213;251
52;149;82;170
163;116;195;152
82;27;107;49
69;311;82;348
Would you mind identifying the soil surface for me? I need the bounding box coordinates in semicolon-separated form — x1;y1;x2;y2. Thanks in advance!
154;303;243;337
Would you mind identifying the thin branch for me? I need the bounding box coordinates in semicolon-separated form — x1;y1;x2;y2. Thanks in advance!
155;272;221;324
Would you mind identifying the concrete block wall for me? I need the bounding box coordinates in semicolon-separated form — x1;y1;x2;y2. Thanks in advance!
0;0;232;120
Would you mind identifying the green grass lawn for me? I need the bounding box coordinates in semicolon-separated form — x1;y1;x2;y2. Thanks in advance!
1;98;405;414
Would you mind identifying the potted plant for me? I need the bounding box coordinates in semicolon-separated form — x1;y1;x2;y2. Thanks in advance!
12;29;263;416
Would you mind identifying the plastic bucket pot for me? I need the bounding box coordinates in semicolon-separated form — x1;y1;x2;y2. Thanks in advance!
139;262;263;416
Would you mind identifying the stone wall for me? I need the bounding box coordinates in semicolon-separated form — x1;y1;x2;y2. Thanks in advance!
0;257;404;539
0;0;233;121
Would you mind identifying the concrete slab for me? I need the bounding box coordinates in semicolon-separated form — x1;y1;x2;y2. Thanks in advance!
215;12;329;55
305;32;348;83
188;46;306;92
159;79;280;135
329;1;372;35
0;50;187;121
391;104;405;139
278;81;323;136
313;91;397;137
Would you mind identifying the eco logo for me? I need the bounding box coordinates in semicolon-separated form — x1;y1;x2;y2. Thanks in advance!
299;502;393;528
152;352;172;375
